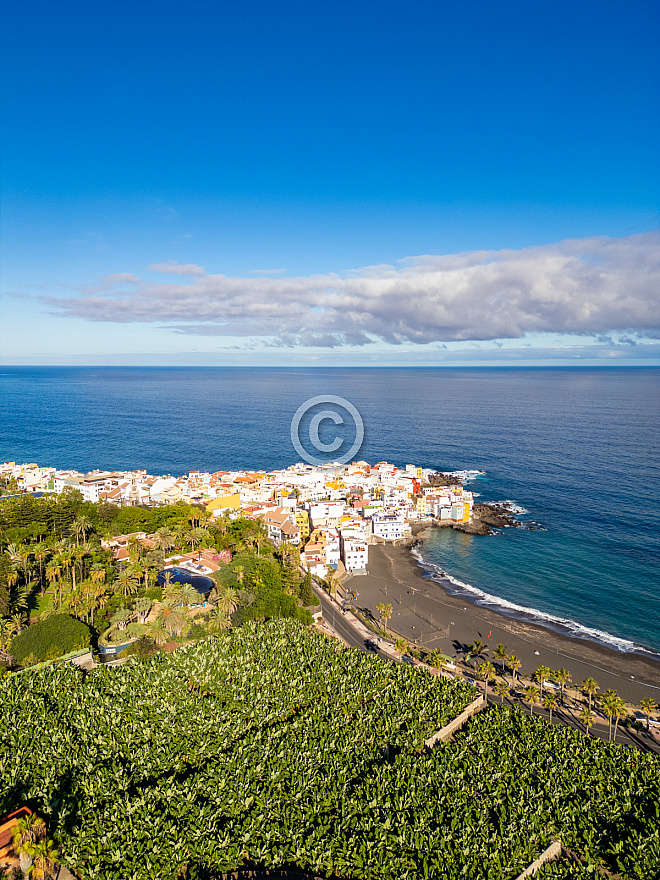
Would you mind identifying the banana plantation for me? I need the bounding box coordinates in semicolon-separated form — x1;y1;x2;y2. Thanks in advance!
1;620;658;880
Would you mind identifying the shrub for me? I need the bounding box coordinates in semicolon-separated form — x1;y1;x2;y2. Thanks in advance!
11;614;91;666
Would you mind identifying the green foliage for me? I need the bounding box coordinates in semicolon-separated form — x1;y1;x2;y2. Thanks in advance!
94;593;123;635
0;621;658;879
535;859;607;878
299;569;317;607
10;613;90;665
0;552;11;616
214;551;310;625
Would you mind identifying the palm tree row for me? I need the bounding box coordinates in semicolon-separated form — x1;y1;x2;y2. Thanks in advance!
462;638;658;741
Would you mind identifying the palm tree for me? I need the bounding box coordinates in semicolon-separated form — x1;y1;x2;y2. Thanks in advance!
524;685;540;715
206;605;231;632
161;569;176;588
493;643;508;674
467;639;489;667
127;536;144;564
580;708;595;736
172;524;188;550
71;514;93;546
162;580;181;602
395;638;409;655
376;602;393;627
494;680;509;704
640;697;657;732
6;542;22;563
186;528;206;551
610;697;627;743
233;565;245;584
143;550;163;591
601;691;624;741
156;599;188;637
55;551;73;609
325;570;341;596
0;619;14;655
176;582;199;608
216;586;239;616
477;661;496;695
554;667;572;705
212;515;228;539
73;544;88;589
33;548;49;596
7;565;19;591
581;677;599;712
533;665;551;696
427;650;447;672
9;612;27;635
45;560;60;598
115;570;139;599
507;654;522;685
543;692;558;723
148;619;169;647
90;563;107;586
153;527;175;552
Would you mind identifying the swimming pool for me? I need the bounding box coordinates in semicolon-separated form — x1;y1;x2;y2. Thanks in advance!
156;568;214;596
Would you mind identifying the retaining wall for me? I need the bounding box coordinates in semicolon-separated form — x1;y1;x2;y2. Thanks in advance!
425;693;486;748
513;841;562;879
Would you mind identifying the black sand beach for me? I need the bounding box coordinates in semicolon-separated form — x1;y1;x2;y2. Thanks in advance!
348;538;660;707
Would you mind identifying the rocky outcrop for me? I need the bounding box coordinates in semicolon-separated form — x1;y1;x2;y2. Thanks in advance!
452;518;494;536
425;473;461;488
451;503;526;536
472;503;522;528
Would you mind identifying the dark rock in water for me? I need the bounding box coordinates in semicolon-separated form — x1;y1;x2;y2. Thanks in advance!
453;519;494;536
473;503;522;529
425;472;463;487
450;502;524;536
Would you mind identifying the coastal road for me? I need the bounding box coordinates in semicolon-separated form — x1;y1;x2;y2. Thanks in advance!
314;589;389;660
313;584;660;756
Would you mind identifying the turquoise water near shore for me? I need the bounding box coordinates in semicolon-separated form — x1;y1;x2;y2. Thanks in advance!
1;366;659;657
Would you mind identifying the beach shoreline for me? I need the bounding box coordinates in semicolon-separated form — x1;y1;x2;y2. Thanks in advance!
350;535;660;706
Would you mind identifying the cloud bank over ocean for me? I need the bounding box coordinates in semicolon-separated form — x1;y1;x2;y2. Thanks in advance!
43;232;660;349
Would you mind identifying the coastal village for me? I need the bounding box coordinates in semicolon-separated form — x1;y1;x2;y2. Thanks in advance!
0;459;475;580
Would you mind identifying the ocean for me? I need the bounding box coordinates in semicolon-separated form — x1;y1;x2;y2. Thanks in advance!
1;366;659;656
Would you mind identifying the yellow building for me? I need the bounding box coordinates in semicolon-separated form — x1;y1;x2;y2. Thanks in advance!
206;492;241;514
295;509;311;542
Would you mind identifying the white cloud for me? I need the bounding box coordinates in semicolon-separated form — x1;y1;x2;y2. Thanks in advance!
81;273;142;294
44;231;660;347
147;261;206;276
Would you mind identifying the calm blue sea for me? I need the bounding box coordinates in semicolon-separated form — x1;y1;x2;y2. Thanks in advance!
1;367;659;656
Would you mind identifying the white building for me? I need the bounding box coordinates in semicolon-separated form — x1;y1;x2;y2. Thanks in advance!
340;535;368;572
371;513;410;541
308;502;346;530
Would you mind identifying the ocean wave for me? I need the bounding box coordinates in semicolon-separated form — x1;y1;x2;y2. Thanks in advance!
438;469;485;483
485;500;529;515
410;547;660;661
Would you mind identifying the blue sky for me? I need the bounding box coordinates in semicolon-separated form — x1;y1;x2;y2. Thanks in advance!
1;0;659;365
